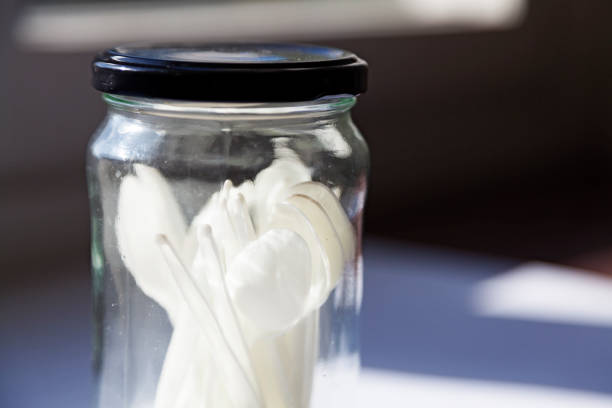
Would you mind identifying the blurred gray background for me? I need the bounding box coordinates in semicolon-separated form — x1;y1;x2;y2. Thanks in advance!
3;0;612;287
3;1;612;407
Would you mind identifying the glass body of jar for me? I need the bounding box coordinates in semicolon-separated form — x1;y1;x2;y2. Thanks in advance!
87;93;369;408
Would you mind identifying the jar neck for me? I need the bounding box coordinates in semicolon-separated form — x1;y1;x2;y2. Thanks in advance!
103;94;356;122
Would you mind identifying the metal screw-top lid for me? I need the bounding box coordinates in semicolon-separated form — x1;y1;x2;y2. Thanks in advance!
92;43;368;102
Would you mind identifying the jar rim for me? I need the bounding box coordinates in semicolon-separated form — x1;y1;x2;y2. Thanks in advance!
104;93;357;120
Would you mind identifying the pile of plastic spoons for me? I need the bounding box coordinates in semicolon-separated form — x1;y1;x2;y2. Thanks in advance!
116;158;355;408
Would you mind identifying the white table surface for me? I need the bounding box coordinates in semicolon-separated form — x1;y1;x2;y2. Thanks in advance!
2;238;611;407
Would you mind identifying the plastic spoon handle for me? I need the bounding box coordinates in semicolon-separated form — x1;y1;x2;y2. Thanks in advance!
157;234;261;408
195;225;262;399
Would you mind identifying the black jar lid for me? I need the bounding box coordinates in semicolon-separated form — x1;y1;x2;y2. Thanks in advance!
92;43;368;102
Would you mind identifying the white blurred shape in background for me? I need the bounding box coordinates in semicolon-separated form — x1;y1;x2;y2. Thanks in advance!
358;369;612;408
14;0;526;52
473;262;612;328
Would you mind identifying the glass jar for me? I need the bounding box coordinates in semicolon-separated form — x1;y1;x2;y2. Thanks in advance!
87;44;369;408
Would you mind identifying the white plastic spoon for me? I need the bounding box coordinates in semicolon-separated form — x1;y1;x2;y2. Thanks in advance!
226;228;312;333
191;224;261;396
154;312;200;408
116;164;187;323
251;158;311;232
157;234;261;408
268;199;345;310
285;181;355;261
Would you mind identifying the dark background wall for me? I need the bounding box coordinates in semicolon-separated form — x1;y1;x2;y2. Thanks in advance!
2;0;612;286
